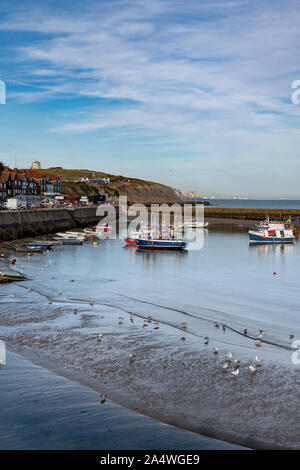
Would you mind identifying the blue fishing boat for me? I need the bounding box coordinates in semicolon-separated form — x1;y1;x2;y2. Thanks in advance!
135;238;187;250
249;220;295;244
26;241;54;249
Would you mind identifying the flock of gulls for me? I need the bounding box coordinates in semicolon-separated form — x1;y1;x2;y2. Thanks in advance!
22;271;295;384
4;255;296;408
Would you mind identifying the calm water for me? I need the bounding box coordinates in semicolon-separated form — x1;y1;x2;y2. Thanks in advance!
0;229;299;449
199;199;300;209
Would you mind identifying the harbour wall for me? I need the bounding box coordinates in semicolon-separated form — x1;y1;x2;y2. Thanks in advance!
1;206;300;241
0;207;102;241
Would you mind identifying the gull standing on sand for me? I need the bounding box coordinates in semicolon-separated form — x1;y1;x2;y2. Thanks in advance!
255;356;263;364
213;347;219;354
181;333;186;341
231;368;239;377
204;337;209;345
225;353;232;360
249;365;257;374
215;321;220;328
129;353;134;363
100;394;106;404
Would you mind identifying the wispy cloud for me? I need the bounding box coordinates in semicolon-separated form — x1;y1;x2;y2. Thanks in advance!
1;0;300;196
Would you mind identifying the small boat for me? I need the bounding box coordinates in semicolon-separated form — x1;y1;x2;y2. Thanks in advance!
26;241;54;249
61;239;83;245
94;225;111;233
249;219;295;244
124;237;137;246
178;219;209;229
0;272;26;283
135;238;187;250
15;245;43;253
83;228;96;236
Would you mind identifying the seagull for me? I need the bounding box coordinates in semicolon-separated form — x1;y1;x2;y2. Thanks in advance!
98;333;102;339
215;321;220;328
204;336;209;345
100;394;106;404
129;353;134;362
258;333;263;340
255;339;261;347
213;347;219;354
249;365;256;374
222;362;229;370
153;326;159;330
255;356;263;364
181;333;186;341
243;328;248;335
74;308;78;315
231;368;239;377
48;299;52;304
225;353;232;360
130;316;134;324
181;322;187;328
119;316;124;321
28;288;32;292
259;328;263;333
58;290;62;295
290;334;295;339
222;325;226;332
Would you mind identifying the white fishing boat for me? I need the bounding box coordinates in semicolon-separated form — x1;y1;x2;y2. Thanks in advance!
249;219;295;244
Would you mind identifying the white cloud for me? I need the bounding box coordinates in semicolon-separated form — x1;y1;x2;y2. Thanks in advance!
1;0;300;196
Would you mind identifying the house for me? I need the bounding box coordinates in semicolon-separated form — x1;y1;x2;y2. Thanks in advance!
25;170;61;195
0;167;39;201
0;166;60;201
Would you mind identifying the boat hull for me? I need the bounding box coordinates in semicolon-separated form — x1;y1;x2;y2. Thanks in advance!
136;239;187;250
124;237;137;246
249;233;294;243
26;242;53;249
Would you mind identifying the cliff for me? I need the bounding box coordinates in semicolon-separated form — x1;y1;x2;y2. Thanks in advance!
44;167;181;204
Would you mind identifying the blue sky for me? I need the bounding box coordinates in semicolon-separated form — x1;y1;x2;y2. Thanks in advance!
0;0;300;198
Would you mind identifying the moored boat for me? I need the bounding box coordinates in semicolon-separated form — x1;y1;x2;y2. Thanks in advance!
0;272;26;283
249;219;295;244
178;219;209;229
135;238;187;250
124;237;137;246
26;241;54;249
15;245;43;253
61;239;83;245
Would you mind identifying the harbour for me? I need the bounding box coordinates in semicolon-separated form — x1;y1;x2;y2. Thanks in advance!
0;221;299;449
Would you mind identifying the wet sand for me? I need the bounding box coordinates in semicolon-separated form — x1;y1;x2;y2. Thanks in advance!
0;350;245;450
0;233;299;450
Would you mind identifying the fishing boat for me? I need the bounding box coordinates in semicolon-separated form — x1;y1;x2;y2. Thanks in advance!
26;241;54;249
15;245;43;253
135;238;187;250
0;272;26;283
249;219;295;244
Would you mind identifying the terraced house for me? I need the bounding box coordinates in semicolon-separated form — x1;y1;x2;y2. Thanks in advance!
0;166;60;201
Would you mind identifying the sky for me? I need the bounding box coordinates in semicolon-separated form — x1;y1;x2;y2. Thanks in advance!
0;0;300;198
